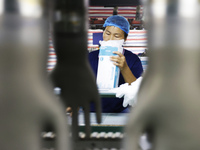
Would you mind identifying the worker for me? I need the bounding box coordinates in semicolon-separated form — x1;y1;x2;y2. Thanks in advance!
89;15;143;113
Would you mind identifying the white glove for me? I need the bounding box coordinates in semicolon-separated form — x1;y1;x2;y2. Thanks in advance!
112;77;143;107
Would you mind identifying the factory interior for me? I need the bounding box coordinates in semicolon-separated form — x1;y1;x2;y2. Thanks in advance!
1;0;200;150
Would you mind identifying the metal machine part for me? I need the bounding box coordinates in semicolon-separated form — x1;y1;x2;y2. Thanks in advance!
50;0;101;145
0;0;70;150
42;113;127;150
125;0;200;150
43;131;124;150
89;0;140;7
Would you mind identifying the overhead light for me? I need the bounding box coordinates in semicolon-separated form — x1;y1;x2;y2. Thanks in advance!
19;0;43;18
178;0;198;18
152;0;167;19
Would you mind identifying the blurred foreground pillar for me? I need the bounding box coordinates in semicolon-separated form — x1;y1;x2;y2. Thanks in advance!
125;0;200;150
0;1;70;150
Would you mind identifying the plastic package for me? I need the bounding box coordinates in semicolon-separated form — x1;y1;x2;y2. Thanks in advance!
96;40;124;89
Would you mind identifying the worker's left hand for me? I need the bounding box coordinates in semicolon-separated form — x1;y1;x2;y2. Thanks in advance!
110;51;128;71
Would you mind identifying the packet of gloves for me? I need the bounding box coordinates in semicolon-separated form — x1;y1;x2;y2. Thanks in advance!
96;40;124;90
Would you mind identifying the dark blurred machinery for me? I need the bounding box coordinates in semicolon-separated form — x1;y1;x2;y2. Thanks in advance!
89;0;140;7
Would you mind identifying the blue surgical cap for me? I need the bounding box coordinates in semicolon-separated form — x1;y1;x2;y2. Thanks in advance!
103;15;130;34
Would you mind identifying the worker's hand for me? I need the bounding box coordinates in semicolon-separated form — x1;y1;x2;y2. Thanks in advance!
110;51;128;71
66;107;72;113
66;107;80;117
66;107;73;116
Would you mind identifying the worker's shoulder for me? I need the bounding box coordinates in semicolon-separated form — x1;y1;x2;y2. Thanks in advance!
89;50;99;56
124;49;139;58
88;50;99;62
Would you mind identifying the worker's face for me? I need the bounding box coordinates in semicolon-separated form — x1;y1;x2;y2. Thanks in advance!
103;26;125;41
